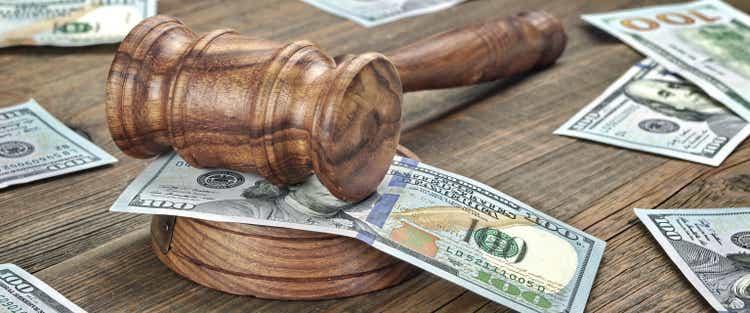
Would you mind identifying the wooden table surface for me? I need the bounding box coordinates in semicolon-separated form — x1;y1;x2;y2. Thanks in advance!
3;0;750;312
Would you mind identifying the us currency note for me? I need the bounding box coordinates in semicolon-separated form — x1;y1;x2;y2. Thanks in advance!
555;59;750;166
0;99;117;189
0;0;157;47
635;207;750;313
299;0;465;27
111;152;605;313
583;0;750;122
0;264;85;313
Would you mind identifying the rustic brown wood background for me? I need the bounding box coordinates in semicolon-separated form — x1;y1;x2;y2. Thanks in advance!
2;0;749;312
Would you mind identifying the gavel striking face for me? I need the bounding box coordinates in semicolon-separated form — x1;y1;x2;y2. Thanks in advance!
106;12;566;202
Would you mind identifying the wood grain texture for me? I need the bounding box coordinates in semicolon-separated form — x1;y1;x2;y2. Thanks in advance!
154;218;419;300
2;0;750;312
106;15;402;202
389;11;566;92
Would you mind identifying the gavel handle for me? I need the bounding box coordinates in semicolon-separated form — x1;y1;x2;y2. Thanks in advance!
386;11;566;92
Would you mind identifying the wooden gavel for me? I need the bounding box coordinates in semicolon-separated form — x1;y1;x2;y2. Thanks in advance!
106;12;565;202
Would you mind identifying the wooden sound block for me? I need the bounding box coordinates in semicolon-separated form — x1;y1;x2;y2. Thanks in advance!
150;146;422;300
151;217;420;299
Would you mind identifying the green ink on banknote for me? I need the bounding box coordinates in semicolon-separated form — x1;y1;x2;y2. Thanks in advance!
55;22;93;34
474;270;552;309
474;228;519;259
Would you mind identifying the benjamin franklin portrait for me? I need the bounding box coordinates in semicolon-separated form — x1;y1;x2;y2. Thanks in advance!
673;240;750;312
624;79;745;138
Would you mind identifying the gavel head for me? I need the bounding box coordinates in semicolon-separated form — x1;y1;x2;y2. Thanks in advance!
106;15;403;202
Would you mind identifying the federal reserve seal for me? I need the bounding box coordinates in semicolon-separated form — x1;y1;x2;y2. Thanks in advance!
732;231;750;250
638;119;680;134
474;227;520;259
197;171;245;189
0;141;35;158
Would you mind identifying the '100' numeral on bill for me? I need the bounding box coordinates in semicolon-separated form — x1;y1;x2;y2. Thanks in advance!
583;0;750;123
0;264;85;313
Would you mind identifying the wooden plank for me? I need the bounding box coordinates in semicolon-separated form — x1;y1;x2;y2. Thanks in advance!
36;228;270;312
586;225;713;312
432;292;492;313
581;141;750;240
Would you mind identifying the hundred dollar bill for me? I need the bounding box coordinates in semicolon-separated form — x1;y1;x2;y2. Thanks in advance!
0;99;117;189
0;264;85;313
583;0;750;122
0;0;157;48
635;207;750;313
555;59;750;166
299;0;465;27
111;152;605;313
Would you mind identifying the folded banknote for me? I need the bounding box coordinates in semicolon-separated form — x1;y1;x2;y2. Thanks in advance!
111;152;605;313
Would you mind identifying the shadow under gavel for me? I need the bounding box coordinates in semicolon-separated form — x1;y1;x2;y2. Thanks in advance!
106;12;566;202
